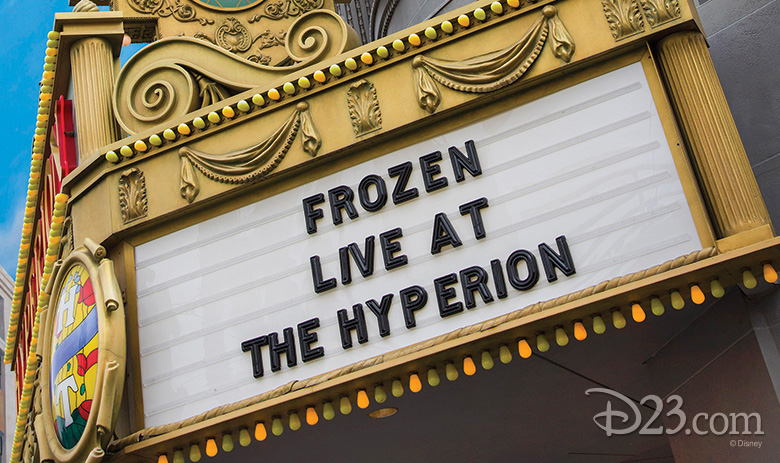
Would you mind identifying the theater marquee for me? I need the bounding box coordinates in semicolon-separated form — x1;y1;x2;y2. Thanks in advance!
135;62;704;426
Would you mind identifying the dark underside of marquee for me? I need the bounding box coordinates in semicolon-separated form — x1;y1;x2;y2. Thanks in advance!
191;287;780;463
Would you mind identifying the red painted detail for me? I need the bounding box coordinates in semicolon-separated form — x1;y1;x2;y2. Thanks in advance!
77;348;98;376
79;400;92;420
78;277;95;306
55;96;77;177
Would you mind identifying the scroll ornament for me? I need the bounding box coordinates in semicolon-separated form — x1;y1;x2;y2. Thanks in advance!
114;9;359;134
179;101;320;203
413;5;575;114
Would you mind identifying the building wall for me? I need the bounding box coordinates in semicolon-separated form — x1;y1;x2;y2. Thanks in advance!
0;266;13;463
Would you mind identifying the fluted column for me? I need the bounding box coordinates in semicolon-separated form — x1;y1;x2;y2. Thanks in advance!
71;37;121;161
656;31;772;242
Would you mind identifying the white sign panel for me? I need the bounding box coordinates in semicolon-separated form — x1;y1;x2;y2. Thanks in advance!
135;62;703;426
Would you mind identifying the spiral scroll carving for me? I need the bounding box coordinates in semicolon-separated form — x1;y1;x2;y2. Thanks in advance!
285;9;360;64
114;11;359;134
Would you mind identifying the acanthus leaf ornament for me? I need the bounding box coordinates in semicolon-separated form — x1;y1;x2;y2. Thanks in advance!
347;79;382;136
179;101;320;203
118;167;149;224
639;0;681;27
412;6;575;114
602;0;644;40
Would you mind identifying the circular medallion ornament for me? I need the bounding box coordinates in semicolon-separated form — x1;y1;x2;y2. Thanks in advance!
39;242;126;463
49;264;98;449
193;0;264;10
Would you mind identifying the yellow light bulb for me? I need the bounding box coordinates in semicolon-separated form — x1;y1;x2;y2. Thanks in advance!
650;297;665;316
272;417;284;436
764;263;778;283
481;351;494;370
289;412;301;431
357;389;370;408
239;428;251;446
592;315;606;334
375;385;387;403
427;368;440;386
743;269;757;289
690;284;705;305
463;356;477;375
710;279;725;298
157;455;168;463
573;321;587;341
631;303;646;322
205;438;218;457
189;445;201;463
340;396;352;414
323;402;336;420
671;290;685;310
612;310;626;329
555;326;569;346
392;378;404;397
445;362;459;381
499;345;512;364
254;422;267;441
306;406;318;425
222;433;234;452
536;332;550;352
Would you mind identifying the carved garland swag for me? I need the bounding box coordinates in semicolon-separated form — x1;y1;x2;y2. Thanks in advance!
413;5;575;113
179;101;321;203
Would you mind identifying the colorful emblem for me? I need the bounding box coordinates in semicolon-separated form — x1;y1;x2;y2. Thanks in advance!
49;264;98;449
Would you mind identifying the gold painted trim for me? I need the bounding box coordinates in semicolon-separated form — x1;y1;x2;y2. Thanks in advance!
640;45;715;249
109;241;146;432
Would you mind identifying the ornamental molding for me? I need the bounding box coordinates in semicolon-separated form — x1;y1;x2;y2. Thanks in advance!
36;239;126;463
178;101;320;203
413;5;574;114
118;167;149;224
114;9;359;134
602;0;680;41
346;79;382;137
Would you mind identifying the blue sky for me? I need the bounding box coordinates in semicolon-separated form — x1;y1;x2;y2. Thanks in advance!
0;2;141;275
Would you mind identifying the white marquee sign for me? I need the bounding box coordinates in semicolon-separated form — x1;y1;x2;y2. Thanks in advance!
135;63;703;426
